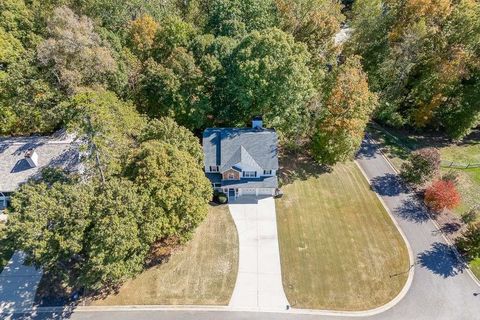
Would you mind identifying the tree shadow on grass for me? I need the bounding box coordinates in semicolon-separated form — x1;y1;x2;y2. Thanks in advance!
417;242;467;278
394;197;430;223
370;173;407;196
278;151;330;186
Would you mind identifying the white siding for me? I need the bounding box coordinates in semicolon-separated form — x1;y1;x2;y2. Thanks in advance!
240;188;256;196
257;188;274;195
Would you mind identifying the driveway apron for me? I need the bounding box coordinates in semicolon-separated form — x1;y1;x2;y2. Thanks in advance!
0;251;42;314
228;196;289;310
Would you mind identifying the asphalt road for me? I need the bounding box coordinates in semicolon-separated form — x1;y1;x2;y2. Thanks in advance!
5;138;480;320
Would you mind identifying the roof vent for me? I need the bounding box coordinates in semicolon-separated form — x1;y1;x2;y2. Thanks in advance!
252;116;263;129
25;149;39;168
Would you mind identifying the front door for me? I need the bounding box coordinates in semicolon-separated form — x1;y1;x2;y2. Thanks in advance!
228;188;236;199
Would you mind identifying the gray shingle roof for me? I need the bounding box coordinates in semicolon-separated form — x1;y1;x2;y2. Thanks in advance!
0;131;80;192
221;176;278;189
203;128;278;171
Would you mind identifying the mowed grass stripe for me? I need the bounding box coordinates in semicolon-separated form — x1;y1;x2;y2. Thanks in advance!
277;162;409;310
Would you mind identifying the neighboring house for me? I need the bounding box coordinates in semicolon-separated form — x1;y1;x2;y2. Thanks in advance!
0;130;80;209
203;117;279;199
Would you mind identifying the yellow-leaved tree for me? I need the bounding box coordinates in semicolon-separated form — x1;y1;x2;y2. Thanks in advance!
312;56;377;165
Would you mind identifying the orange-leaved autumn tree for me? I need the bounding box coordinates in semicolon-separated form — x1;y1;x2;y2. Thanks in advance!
424;180;460;212
311;55;377;165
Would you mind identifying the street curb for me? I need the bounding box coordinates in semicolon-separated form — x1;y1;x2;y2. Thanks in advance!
368;135;480;289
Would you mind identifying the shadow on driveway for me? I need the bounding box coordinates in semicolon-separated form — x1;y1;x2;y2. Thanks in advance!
356;140;379;159
1;308;74;320
370;173;407;196
417;242;467;278
394;198;430;224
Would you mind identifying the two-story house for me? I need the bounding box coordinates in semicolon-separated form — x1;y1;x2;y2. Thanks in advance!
203;117;279;199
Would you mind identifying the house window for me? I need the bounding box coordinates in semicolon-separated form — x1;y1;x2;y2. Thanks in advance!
263;170;272;175
228;173;236;180
243;171;256;178
209;166;219;172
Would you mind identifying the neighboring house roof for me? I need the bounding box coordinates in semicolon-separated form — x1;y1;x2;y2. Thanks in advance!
0;130;81;193
203;128;279;172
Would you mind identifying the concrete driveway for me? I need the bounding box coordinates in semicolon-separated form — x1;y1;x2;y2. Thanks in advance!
228;196;289;310
0;251;43;315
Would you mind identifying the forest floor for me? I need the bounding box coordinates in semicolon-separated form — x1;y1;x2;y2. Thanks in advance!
276;156;409;310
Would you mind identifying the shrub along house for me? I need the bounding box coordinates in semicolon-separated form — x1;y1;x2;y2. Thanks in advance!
203;117;279;199
0;131;80;210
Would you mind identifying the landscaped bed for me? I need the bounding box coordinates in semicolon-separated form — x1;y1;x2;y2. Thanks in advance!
368;125;480;218
276;159;410;311
91;204;238;306
368;125;480;279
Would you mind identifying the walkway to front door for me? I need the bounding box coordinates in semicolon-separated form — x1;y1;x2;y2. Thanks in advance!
228;196;289;310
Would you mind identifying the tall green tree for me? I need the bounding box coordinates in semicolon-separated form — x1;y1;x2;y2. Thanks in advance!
224;28;314;138
206;0;277;37
79;179;147;290
64;88;146;178
126;140;212;243
276;0;344;83
8;181;94;284
140;117;204;165
137;48;210;130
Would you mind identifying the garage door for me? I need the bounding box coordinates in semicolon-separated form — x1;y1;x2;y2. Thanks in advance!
257;188;274;195
241;188;256;195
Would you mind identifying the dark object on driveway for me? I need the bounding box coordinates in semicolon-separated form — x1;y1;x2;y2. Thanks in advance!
274;189;283;198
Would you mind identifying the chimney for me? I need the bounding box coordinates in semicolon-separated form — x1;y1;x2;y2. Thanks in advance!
252;116;263;129
25;149;39;168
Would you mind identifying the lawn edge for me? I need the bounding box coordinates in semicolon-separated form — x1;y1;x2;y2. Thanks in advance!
225;203;241;307
369;134;480;289
352;160;414;314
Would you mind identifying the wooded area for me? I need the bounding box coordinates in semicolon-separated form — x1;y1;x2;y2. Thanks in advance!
1;0;479;293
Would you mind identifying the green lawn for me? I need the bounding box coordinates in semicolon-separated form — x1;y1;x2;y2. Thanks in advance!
276;161;410;311
441;167;480;216
441;144;480;164
0;222;14;273
92;205;238;305
470;258;480;280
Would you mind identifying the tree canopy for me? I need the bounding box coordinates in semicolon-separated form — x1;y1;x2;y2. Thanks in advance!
349;0;480;139
5;0;478;294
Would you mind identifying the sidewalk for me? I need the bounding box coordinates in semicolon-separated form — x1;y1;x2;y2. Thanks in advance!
0;251;43;314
